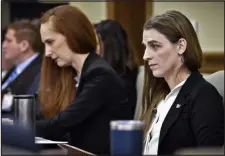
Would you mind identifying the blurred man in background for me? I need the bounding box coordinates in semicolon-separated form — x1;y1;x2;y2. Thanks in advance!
2;19;43;114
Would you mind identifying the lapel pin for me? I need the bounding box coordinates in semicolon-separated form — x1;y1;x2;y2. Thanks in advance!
176;104;181;108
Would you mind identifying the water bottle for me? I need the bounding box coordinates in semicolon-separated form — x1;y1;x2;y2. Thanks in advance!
14;95;36;133
110;120;145;155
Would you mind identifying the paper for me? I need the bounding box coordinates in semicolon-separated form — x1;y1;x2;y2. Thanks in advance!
35;137;68;144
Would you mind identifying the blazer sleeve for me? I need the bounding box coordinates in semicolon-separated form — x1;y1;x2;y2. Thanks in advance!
36;68;118;140
190;82;224;146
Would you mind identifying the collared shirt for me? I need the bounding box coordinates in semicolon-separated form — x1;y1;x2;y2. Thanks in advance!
2;53;39;90
143;78;187;155
74;75;80;88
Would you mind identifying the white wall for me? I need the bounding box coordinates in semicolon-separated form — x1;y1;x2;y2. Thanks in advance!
152;2;224;52
70;2;106;24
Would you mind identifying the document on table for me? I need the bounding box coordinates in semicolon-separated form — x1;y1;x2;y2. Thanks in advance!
35;137;68;144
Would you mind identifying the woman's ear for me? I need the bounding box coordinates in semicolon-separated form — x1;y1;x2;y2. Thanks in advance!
177;38;187;55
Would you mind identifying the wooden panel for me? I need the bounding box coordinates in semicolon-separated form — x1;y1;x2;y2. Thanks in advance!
107;2;115;19
200;52;224;74
107;1;151;65
146;1;153;20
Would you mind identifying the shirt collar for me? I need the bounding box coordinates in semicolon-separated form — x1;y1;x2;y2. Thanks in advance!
165;78;188;101
75;74;80;81
171;78;187;93
15;53;39;75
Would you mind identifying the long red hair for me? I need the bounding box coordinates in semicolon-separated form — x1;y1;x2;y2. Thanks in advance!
38;5;97;118
39;57;76;118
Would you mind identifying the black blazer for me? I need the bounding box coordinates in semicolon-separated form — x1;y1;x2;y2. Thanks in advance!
2;54;42;95
157;71;224;155
36;52;134;155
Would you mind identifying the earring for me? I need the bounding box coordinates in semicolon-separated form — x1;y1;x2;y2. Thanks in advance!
179;54;184;63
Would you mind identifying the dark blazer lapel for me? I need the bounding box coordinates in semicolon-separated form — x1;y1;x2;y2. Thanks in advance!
76;52;98;94
7;54;42;86
158;91;188;146
158;70;203;146
2;54;42;93
2;54;42;85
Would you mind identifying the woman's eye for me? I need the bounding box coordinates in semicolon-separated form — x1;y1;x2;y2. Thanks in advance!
46;40;54;45
150;44;160;50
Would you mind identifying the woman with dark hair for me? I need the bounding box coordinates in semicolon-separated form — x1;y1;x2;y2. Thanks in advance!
36;5;134;154
94;19;138;117
141;10;224;155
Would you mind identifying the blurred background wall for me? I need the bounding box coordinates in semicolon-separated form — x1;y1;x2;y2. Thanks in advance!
70;2;106;24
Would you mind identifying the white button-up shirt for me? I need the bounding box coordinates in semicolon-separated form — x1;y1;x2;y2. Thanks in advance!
143;79;187;155
74;75;80;88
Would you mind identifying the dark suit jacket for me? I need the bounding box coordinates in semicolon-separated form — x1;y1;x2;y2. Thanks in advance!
2;54;42;95
36;52;134;155
157;71;224;155
2;54;42;116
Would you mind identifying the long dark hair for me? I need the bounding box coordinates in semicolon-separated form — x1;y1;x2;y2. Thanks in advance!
94;19;138;76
